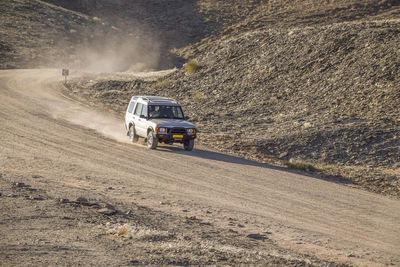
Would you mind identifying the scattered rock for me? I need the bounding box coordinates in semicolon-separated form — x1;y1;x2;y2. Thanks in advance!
29;196;44;200
247;233;267;240
103;203;115;210
14;182;26;188
58;198;69;203
90;203;101;209
279;152;288;159
130;260;141;265
75;197;88;203
98;208;117;216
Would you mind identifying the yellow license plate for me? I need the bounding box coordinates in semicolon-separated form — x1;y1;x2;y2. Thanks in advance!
173;135;184;138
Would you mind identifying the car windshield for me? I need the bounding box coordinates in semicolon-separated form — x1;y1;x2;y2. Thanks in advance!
148;105;184;119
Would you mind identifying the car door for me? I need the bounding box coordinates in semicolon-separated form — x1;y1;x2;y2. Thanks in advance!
125;101;136;129
132;103;145;137
135;104;148;137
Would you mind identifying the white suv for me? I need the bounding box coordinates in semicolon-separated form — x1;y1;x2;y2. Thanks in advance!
125;96;197;150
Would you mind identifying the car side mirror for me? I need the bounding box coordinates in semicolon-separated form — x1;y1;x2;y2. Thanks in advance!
185;116;190;120
140;115;147;119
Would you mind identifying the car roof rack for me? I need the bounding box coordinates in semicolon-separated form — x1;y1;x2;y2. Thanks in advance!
130;95;179;105
142;96;177;103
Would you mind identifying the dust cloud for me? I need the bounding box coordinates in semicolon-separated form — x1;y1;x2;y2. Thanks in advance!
74;32;161;73
49;1;163;73
49;94;130;143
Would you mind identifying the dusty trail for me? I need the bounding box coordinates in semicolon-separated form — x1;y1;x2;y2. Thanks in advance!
0;69;399;266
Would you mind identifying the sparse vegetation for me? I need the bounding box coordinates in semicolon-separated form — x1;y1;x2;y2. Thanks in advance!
183;50;193;59
284;159;318;172
115;225;128;237
193;92;204;101
151;79;171;90
185;60;200;75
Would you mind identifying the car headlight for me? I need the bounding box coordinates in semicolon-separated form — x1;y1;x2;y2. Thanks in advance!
158;127;167;133
186;128;195;135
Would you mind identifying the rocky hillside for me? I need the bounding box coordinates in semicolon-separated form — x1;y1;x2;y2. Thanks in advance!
0;0;100;69
0;0;185;71
66;1;400;197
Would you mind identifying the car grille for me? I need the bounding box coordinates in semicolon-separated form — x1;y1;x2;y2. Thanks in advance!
169;128;186;134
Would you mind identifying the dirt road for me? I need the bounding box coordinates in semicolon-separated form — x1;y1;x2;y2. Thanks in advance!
1;69;399;266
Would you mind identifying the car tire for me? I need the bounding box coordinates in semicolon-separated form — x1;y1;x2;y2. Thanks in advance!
129;125;139;142
147;131;158;149
183;139;194;151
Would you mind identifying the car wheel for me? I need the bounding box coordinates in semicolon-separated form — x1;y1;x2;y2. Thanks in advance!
183;139;194;151
147;131;158;149
129;125;139;142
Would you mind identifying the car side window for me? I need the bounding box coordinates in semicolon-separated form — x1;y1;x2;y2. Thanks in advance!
141;104;148;117
127;101;135;113
172;107;184;118
134;103;143;116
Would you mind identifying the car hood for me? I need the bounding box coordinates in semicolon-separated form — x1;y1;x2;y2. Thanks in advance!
149;119;196;129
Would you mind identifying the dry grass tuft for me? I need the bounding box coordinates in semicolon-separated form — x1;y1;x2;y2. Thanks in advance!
284;158;318;172
193;92;204;101
151;79;171;90
185;60;200;75
184;50;193;59
115;225;128;237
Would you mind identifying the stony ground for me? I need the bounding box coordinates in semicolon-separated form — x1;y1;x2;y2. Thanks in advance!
2;172;340;266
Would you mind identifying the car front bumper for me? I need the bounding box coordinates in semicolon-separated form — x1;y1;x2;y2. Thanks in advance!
156;133;196;143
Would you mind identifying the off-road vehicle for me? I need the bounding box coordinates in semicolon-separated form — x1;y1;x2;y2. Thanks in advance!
125;96;197;150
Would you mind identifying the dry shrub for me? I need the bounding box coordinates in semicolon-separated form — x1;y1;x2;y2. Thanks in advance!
185;60;200;75
193;92;204;101
115;225;128;237
151;79;171;90
284;158;318;172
